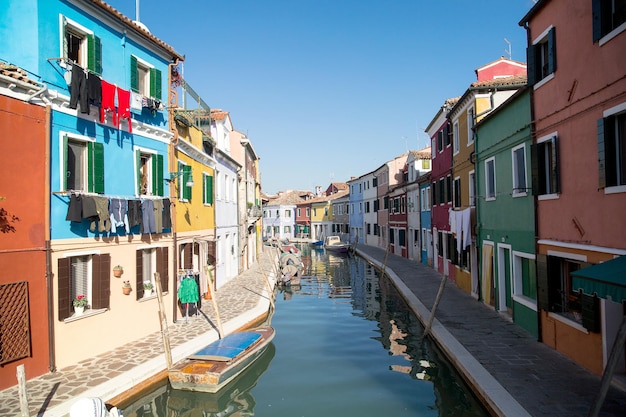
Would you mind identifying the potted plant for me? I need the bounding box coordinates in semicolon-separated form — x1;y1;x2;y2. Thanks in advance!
122;281;132;295
113;265;124;278
143;281;154;297
73;294;88;315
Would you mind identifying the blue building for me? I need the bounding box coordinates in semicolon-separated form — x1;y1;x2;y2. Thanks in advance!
1;0;185;370
348;174;365;244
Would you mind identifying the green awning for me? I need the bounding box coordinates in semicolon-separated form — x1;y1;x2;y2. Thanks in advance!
571;256;626;302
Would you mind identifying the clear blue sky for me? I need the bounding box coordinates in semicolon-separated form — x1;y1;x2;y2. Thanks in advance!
106;0;535;195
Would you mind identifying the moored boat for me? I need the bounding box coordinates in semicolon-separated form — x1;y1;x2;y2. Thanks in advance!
168;326;275;393
323;236;351;253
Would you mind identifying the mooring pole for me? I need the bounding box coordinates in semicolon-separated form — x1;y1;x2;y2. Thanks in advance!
154;273;172;369
17;364;29;417
205;265;224;337
423;274;447;338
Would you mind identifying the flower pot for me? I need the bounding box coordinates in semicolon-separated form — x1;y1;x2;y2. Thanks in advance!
144;289;153;297
74;306;84;316
123;287;131;295
113;269;123;278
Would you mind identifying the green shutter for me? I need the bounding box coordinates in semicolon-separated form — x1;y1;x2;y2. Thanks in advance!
135;149;142;195
182;165;192;201
62;135;69;190
550;136;560;194
205;175;214;204
87;142;104;194
87;35;102;75
150;68;162;100
526;45;536;86
598;118;607;189
581;292;600;333
152;154;164;196
547;27;557;75
536;254;550;311
592;0;602;42
130;55;138;93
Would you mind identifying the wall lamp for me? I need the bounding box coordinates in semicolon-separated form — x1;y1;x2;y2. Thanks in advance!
165;170;194;187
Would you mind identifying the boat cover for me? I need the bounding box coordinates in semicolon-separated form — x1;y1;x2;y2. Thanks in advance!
189;331;262;361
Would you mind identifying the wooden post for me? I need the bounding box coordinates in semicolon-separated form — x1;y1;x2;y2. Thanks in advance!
154;273;172;369
260;252;276;311
423;274;447;338
588;314;626;417
205;265;224;337
17;364;29;417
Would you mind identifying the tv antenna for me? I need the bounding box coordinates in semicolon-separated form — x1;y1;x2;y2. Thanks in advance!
504;38;512;60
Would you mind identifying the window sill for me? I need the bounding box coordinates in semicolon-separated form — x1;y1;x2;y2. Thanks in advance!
512;294;537;312
64;308;107;323
605;184;626;195
599;22;626;46
533;73;554;90
547;311;588;334
538;193;559;201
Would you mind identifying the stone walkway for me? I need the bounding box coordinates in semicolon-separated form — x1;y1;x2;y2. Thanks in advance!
0;248;279;417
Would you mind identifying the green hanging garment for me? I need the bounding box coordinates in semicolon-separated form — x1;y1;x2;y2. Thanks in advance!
178;277;199;303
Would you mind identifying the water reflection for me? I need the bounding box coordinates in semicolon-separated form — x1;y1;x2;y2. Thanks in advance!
123;244;487;416
122;344;275;417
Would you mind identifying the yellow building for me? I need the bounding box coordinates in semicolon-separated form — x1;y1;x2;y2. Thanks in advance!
171;109;216;301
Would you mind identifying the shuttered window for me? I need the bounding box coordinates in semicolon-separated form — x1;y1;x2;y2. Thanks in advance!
63;136;104;193
57;254;110;320
597;113;626;189
527;27;556;86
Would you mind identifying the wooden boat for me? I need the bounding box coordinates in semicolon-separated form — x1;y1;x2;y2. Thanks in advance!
324;236;351;253
310;239;323;247
168;326;275;393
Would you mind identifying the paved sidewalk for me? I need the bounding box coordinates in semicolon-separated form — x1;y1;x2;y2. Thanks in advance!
0;249;279;417
355;244;626;417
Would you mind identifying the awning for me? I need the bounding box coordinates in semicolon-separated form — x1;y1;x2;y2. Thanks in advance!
571;256;626;302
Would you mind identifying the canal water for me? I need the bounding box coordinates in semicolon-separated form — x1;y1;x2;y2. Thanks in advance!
120;245;489;416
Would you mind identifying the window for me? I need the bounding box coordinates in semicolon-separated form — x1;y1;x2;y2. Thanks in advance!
512;145;528;196
592;0;626;42
438;179;445;205
512;253;537;302
531;135;560;196
284;226;291;234
469;171;476;207
454;177;461;208
57;253;110;320
285;210;291;218
598;108;626;190
467;107;475;145
136;247;169;299
537;254;599;330
399;229;406;246
203;173;214;205
136;149;164;196
177;163;192;201
437;130;443;153
372;177;378;187
528;27;556;87
421;186;431;211
444;122;451;147
63;135;104;193
62;17;101;74
130;56;162;99
453;122;460;154
485;157;496;200
446;175;452;203
306;207;310;217
422;159;431;170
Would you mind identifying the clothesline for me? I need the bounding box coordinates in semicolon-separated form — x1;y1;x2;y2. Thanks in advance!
53;190;171;201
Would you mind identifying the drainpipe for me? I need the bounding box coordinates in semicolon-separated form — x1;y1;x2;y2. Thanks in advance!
168;59;180;323
43;102;55;372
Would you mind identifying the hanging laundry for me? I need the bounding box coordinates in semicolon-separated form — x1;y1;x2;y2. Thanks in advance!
66;193;83;222
128;199;142;229
82;195;99;223
153;199;163;233
87;73;102;112
130;91;143;110
109;198;129;234
117;86;132;133
162;198;172;229
100;80;117;125
178;276;199;304
462;208;471;249
69;64;89;114
89;196;111;233
141;199;156;234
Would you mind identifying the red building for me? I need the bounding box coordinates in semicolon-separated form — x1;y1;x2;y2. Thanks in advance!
0;92;50;389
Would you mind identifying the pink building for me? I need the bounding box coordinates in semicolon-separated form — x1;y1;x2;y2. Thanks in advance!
521;0;626;376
